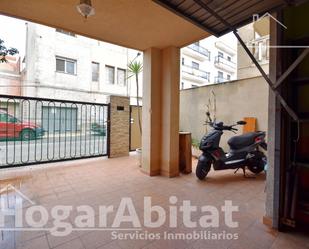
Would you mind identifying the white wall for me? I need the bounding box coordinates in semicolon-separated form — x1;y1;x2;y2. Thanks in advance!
23;23;143;104
180;76;269;150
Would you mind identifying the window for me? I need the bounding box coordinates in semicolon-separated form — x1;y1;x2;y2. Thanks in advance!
192;61;199;70
92;62;100;82
105;65;115;84
266;39;270;60
227;74;231;80
218;51;224;58
181;82;184;89
191;84;198;88
258;42;263;61
56;57;76;75
182;58;185;65
218;71;224;78
117;68;126;86
205;72;210;82
0;113;8;122
227;56;231;61
56;29;76;37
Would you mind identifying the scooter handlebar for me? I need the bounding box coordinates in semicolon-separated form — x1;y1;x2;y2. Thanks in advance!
205;122;239;132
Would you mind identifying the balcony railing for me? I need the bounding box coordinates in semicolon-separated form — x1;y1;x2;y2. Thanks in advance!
214;76;230;83
214;56;236;69
187;44;210;59
247;35;270;62
182;64;210;81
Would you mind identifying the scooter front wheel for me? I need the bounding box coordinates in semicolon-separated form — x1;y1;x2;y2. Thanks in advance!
196;155;211;180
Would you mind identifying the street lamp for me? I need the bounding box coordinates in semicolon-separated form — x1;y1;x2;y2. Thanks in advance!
132;52;141;62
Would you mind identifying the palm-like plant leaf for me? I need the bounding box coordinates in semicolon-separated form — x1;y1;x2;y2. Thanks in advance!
127;60;143;135
127;61;143;78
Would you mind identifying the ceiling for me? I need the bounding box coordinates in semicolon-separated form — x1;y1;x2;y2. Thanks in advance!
0;0;210;50
153;0;290;36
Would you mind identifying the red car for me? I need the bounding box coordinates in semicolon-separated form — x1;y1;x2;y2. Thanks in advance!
0;111;45;140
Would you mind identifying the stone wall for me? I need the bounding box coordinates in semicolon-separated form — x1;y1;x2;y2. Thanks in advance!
108;96;130;158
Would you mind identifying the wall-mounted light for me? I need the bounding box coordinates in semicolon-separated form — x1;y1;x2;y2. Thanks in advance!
76;0;95;19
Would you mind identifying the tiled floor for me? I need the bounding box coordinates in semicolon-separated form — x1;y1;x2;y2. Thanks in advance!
0;155;308;249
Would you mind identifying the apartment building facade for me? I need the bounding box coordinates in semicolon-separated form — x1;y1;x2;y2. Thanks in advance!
0;56;21;96
22;23;142;105
237;19;270;79
180;33;237;89
0;56;22;116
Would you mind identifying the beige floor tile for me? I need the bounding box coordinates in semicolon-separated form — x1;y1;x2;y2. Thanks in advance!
79;230;113;249
54;237;85;249
1;156;308;249
16;235;50;249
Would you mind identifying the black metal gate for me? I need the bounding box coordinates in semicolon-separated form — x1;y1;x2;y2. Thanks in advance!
0;95;109;168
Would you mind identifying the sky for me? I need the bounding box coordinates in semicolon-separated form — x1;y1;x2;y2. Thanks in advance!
0;13;237;63
0;14;27;59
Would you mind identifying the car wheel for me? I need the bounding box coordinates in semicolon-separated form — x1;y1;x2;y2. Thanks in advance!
20;129;36;141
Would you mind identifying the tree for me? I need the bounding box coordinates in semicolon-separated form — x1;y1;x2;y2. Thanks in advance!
0;38;19;63
127;60;143;135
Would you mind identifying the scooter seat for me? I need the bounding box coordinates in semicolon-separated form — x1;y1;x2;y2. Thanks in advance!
228;132;262;150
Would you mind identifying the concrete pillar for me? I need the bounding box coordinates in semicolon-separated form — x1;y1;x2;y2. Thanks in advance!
108;95;130;158
265;12;282;229
141;47;180;177
142;48;162;176
160;47;180;177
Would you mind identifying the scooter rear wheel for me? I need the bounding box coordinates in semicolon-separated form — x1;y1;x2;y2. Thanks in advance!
196;157;211;180
247;151;266;174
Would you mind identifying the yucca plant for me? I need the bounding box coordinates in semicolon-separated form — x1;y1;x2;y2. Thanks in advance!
127;60;143;135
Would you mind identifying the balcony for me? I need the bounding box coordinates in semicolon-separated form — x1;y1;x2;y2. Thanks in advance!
215;41;236;56
214;56;236;73
182;64;210;83
247;35;270;63
182;44;210;61
214;76;230;84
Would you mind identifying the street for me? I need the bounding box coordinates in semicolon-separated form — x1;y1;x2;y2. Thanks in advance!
0;133;107;167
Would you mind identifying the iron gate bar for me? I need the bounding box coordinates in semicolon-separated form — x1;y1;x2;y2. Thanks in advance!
153;0;288;36
35;100;43;162
273;48;309;89
193;0;300;122
152;0;218;35
0;94;109;169
0;94;109;106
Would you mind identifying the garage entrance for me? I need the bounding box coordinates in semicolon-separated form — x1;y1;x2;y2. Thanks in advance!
42;106;78;132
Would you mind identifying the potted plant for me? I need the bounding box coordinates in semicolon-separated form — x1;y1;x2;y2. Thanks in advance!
127;58;143;166
191;138;201;158
192;91;217;159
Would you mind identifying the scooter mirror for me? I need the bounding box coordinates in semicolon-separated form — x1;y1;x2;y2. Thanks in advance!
237;121;247;125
